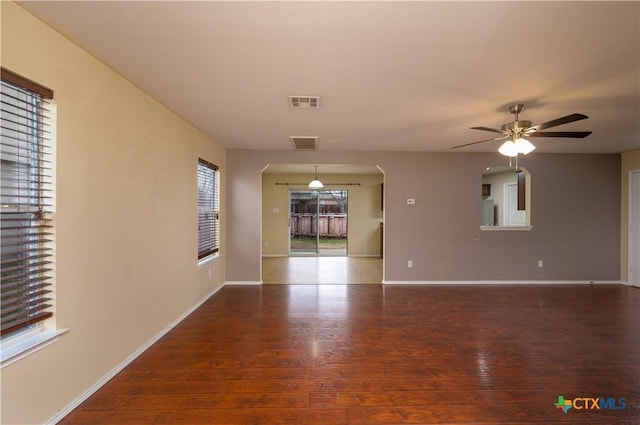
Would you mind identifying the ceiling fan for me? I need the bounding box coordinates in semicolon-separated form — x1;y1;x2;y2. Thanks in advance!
451;104;592;155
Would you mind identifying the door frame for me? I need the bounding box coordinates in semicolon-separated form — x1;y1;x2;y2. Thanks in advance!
629;170;640;287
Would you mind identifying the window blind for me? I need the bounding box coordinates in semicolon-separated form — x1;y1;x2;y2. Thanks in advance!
197;158;219;259
1;69;54;337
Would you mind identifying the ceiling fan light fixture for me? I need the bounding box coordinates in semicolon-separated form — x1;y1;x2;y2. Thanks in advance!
498;140;519;157
452;104;591;152
514;137;536;155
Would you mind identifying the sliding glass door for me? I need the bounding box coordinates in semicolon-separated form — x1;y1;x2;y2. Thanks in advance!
289;189;348;255
289;190;318;254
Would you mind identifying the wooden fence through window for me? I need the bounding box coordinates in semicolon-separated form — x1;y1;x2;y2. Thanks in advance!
290;214;347;238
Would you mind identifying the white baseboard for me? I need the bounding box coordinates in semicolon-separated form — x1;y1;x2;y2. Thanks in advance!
261;255;381;258
225;280;262;285
46;283;226;425
383;280;624;285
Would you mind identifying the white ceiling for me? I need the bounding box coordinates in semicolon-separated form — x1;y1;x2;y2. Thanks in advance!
18;1;640;155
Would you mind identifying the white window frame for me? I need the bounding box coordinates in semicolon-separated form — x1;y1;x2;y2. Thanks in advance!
197;158;220;265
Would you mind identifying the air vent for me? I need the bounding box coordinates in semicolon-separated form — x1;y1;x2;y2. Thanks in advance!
290;136;318;150
289;96;320;108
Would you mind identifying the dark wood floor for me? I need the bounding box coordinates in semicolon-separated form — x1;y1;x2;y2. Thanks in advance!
60;284;640;424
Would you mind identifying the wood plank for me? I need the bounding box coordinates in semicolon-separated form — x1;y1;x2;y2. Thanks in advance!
77;392;309;411
153;408;348;425
347;404;638;424
57;411;160;425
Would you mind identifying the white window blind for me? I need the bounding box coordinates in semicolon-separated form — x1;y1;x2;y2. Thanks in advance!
197;158;219;259
1;69;55;337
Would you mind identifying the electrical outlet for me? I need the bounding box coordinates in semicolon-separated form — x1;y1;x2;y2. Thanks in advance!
538;260;543;268
408;260;413;268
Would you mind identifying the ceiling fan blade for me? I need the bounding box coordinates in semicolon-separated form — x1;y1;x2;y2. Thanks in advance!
528;131;592;138
530;113;588;131
470;126;504;134
451;135;508;149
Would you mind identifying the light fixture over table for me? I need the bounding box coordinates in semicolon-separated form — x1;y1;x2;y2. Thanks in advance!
308;165;323;189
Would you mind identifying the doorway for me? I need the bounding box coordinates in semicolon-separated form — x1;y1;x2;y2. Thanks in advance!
630;170;640;287
289;189;348;256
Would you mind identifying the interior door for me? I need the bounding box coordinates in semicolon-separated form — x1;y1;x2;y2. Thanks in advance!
504;183;526;226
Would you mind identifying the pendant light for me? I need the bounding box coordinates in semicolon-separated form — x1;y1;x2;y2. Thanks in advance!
308;165;323;189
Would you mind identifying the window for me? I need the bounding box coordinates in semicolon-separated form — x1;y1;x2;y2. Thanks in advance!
1;69;55;338
197;158;219;260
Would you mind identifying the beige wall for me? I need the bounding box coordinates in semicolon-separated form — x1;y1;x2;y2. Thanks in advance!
262;172;384;257
621;149;640;282
1;3;226;424
228;150;621;283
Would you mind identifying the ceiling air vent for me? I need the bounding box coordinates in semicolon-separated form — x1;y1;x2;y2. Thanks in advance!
290;136;318;150
289;96;320;109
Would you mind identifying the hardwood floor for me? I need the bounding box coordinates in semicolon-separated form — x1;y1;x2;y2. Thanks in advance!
60;284;640;424
262;256;383;284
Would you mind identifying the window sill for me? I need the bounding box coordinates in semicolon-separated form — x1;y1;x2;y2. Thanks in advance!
480;225;534;231
197;253;220;268
1;328;69;369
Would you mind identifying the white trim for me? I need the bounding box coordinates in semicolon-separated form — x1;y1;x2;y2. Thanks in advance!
197;252;220;268
46;284;225;425
383;280;623;285
225;280;262;286
261;254;381;258
480;225;533;231
628;169;640;287
1;328;69;369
